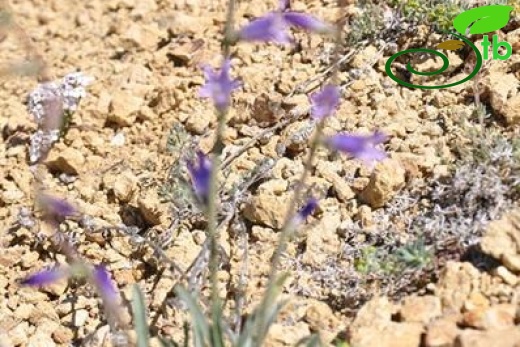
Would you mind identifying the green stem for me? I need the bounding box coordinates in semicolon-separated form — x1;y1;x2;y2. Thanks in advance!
206;108;227;345
254;4;345;344
253;120;325;344
206;0;236;344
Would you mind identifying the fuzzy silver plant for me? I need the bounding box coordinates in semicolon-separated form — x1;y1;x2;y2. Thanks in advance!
28;72;93;163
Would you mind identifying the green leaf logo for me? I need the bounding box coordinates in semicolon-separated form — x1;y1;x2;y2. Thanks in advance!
453;5;514;35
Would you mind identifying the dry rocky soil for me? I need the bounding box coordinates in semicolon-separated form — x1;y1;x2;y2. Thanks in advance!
1;0;520;346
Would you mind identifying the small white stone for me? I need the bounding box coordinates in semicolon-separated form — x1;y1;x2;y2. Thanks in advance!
111;132;125;147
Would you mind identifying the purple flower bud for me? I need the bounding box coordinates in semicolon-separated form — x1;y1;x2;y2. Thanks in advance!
21;266;68;286
310;84;341;119
282;12;334;34
37;193;77;219
187;151;212;204
326;131;388;168
292;198;319;226
237;13;293;44
298;198;318;219
92;265;119;302
199;58;241;112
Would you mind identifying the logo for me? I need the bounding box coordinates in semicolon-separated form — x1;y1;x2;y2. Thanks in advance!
385;5;515;89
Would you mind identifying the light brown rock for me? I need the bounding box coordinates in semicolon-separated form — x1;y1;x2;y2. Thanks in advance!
462;304;515;330
0;180;24;204
348;297;396;335
304;299;344;343
316;160;355;201
27;332;57;347
301;210;341;266
137;191;167;226
455;327;520;347
424;313;461;347
400;295;442;324
435;262;481;311
264;322;311;346
8;322;30;346
251;92;283;125
46;146;86;175
112;171;139;202
52;326;74;344
481;209;520;272
185;109;212;134
494;266;518;286
244;192;290;229
109;90;144;127
349;322;424;347
359;159;406;208
121;23;164;50
486;70;520;125
500;94;520;125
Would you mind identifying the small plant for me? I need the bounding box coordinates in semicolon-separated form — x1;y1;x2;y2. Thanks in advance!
394;237;433;269
15;0;398;345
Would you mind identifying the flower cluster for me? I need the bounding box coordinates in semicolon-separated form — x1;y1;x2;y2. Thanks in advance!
28;72;93;163
194;1;388;220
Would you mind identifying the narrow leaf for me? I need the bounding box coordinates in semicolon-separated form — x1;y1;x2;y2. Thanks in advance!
132;284;150;347
158;336;179;347
175;286;211;347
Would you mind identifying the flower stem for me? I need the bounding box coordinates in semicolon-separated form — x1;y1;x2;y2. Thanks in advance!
253;119;325;345
205;0;236;343
253;3;345;343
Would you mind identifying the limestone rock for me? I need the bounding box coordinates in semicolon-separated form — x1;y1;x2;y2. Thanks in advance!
264;322;311;346
481;209;520;273
46;146;85;175
301;211;341;266
501;93;520;125
462;304;515;330
109;90;144;127
349;321;423;347
359;159;406;208
435;261;481;311
251;92;283;125
243;179;290;229
456;328;520;347
486;70;520;125
399;295;442;324
303;299;344;343
121;23;164;50
137;191;167;226
424;313;461;347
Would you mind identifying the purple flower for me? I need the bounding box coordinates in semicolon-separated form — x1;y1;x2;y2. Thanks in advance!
310;84;340;119
199;58;241;112
291;198;319;226
237;13;293;44
37;193;77;219
326;131;388;168
187;151;212;204
237;4;333;44
21;266;68;286
282;12;334;34
298;198;318;219
92;265;119;302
